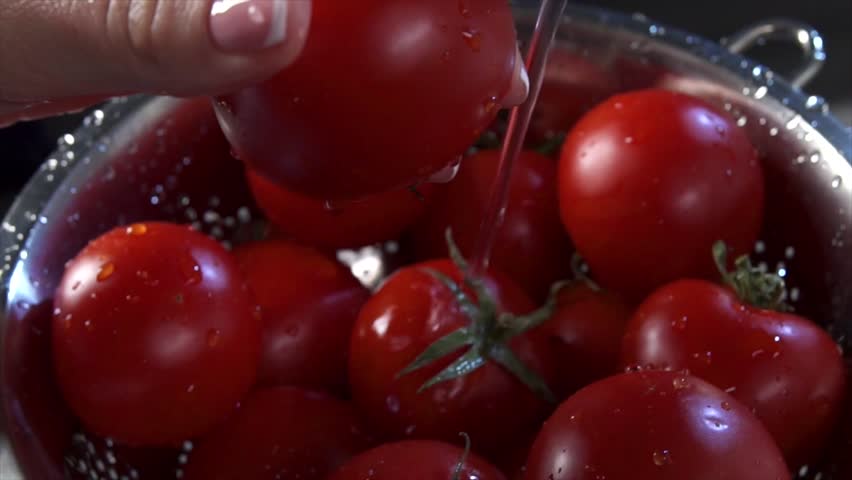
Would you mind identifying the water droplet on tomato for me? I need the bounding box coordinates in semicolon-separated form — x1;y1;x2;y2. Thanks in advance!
97;262;115;282
125;223;148;236
404;425;416;435
482;96;499;116
83;319;93;331
652;450;672;466
624;136;634;144
672;377;689;390
207;329;221;347
458;0;472;17
62;314;73;330
461;29;482;52
385;395;401;414
187;384;196;393
671;316;688;330
721;401;732;411
323;200;344;215
441;50;451;63
179;255;202;286
427;158;462;184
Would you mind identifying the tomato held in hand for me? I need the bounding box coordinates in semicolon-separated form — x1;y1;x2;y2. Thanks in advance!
52;223;261;447
411;150;573;301
621;278;846;468
183;387;372;480
328;440;506;480
558;88;764;300
542;282;632;398
248;170;431;250
216;1;518;200
523;371;789;480
233;240;370;394
349;258;558;458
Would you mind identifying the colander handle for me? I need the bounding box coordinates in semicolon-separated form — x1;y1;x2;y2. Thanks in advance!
722;18;826;90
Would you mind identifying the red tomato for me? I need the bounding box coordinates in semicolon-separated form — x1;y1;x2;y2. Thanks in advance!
621;279;846;468
523;371;789;480
411;150;573;301
542;283;632;398
233;240;369;394
183;387;372;480
558;89;764;300
248;170;432;250
216;1;518;200
52;222;261;446
328;440;506;480
349;259;557;458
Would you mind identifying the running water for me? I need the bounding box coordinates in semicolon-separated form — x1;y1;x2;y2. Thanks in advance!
469;0;570;273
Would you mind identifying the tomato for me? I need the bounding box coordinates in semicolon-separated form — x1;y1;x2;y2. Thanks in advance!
558;88;764;300
621;278;846;468
327;440;506;480
410;150;573;301
183;387;371;480
248;169;431;250
233;240;369;394
542;283;632;398
349;259;558;458
215;1;518;200
523;370;789;480
52;222;261;447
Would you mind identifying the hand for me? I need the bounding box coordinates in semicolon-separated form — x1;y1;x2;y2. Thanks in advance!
0;0;529;127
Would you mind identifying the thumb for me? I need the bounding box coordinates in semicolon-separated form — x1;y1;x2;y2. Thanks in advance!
0;0;311;103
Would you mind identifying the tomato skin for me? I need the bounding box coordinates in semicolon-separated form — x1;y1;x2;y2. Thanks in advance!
558;89;764;300
411;150;573;301
621;279;846;468
524;371;789;480
248;170;432;250
52;222;261;447
216;0;518;200
327;440;507;480
542;283;632;398
348;260;557;457
233;240;369;394
183;387;371;480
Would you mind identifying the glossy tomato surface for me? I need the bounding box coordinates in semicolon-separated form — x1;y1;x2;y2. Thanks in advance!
523;371;789;480
216;0;518;200
542;283;632;398
558;89;764;300
233;240;369;394
52;222;261;447
183;387;372;480
411;150;573;301
248;170;432;250
349;260;556;457
621;279;846;468
327;440;507;480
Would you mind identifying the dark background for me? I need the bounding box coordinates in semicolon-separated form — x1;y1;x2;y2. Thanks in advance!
1;0;850;215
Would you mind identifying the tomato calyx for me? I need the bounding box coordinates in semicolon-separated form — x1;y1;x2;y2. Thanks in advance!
713;241;792;312
570;253;601;292
397;231;561;403
451;433;472;480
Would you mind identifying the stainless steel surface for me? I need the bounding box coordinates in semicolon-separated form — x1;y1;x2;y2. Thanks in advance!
2;5;851;479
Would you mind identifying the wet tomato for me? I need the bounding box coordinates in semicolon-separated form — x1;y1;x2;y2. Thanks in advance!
233;240;370;394
248;170;432;250
542;282;632;398
523;371;789;480
348;259;557;458
621;278;846;468
216;0;519;200
52;222;261;447
327;440;506;480
411;149;573;301
183;387;372;480
558;89;764;300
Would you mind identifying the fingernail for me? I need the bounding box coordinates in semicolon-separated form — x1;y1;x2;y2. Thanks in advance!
210;0;289;52
503;46;530;107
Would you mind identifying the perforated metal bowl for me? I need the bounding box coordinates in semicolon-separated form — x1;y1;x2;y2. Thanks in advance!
2;5;850;479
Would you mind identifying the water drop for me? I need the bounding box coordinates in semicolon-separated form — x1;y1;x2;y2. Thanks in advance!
482;96;499;116
97;262;115;282
624;136;634;144
461;29;482;52
721;401;732;411
207;329;221;348
672;377;689;390
179;255;202;286
441;50;451;62
458;0;472;17
810;153;820;164
385;395;401;414
831;176;843;189
769;127;779;136
126;223;148;236
736;117;748;127
84;319;93;331
652;450;672;466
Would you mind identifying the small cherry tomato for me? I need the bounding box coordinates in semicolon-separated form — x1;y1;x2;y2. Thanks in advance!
233;240;369;394
327;440;506;480
558;88;764;300
52;222;261;446
523;371;789;480
183;387;372;480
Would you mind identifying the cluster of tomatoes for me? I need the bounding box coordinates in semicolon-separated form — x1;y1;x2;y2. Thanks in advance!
50;84;848;480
